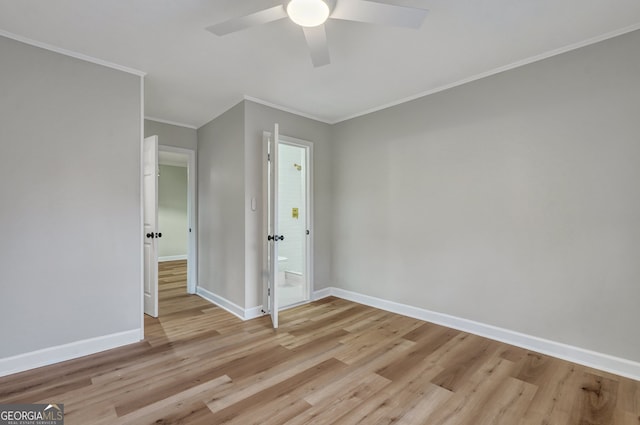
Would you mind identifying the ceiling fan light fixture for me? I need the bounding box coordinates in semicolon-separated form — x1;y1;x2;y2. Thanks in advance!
287;0;330;27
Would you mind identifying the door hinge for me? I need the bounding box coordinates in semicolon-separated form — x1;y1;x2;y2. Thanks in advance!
268;288;271;296
267;153;271;161
306;229;310;235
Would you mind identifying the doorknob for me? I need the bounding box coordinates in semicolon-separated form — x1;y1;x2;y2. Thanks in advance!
277;235;284;241
267;235;285;241
146;232;154;238
156;232;162;238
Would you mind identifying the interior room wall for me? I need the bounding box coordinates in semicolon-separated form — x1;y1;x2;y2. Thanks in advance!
331;29;640;363
145;119;197;151
244;100;333;309
197;102;246;308
0;36;142;360
158;165;188;259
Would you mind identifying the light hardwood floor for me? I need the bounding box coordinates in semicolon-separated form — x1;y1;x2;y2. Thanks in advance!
1;260;639;424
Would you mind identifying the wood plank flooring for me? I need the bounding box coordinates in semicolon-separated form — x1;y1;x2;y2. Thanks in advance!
1;259;639;424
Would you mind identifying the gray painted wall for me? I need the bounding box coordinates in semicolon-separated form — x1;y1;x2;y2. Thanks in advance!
196;100;332;309
1;25;636;372
0;36;142;357
197;102;246;307
145;119;197;151
331;30;640;362
244;100;333;308
158;165;188;258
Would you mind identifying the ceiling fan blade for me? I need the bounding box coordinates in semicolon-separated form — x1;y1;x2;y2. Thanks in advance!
206;5;288;36
331;0;428;29
303;24;330;67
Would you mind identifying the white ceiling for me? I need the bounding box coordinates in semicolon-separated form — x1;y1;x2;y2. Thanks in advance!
1;0;639;128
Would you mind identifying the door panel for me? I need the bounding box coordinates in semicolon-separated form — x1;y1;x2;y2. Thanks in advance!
269;124;279;328
264;124;279;328
143;135;158;318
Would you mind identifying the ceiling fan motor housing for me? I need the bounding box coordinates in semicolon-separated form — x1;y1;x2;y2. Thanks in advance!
286;0;337;27
286;0;337;13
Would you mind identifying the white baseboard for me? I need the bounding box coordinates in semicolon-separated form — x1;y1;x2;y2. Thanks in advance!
245;305;265;320
196;287;265;321
245;285;333;318
0;329;141;378
314;287;640;381
312;287;332;300
159;255;187;262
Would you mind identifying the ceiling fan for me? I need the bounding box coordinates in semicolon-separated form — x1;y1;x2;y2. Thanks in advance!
206;0;429;67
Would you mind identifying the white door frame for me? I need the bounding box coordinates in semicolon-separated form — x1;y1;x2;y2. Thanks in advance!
158;145;198;294
279;135;314;305
262;132;314;311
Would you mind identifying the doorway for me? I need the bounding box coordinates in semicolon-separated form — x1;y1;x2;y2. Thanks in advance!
276;139;312;308
142;142;197;324
263;127;314;328
158;146;197;296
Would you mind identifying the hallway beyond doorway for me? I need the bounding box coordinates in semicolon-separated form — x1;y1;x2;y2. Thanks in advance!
158;260;190;316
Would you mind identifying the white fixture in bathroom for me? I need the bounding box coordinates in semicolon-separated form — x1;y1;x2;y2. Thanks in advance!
278;256;288;286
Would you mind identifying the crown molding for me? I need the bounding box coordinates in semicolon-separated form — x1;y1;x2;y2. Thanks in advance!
144;116;198;130
0;30;146;77
243;95;331;124
335;23;640;123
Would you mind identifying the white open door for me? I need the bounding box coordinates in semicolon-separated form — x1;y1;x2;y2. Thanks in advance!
263;124;280;328
143;135;159;318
